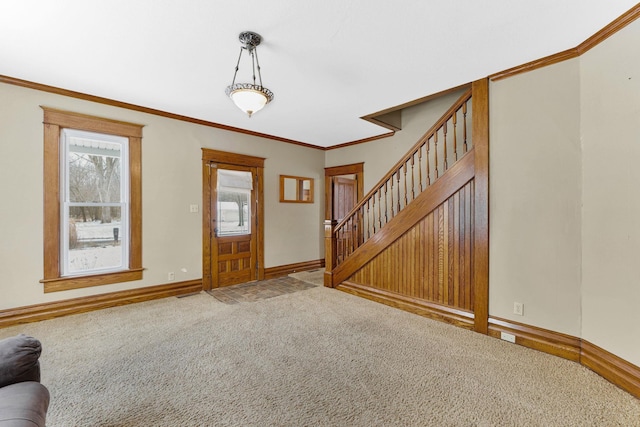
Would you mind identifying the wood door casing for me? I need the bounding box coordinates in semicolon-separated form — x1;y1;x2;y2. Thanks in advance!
324;163;364;221
202;149;265;291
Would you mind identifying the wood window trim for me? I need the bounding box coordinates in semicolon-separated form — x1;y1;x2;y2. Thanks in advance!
279;175;314;203
40;107;144;293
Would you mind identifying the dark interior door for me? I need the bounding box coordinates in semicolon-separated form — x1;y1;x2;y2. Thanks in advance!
333;176;357;262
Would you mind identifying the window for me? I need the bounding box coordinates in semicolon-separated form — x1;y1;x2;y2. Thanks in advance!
279;175;314;203
216;169;252;236
61;129;128;275
41;108;143;292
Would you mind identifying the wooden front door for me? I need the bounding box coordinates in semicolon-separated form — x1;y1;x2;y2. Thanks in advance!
202;148;265;291
210;165;257;288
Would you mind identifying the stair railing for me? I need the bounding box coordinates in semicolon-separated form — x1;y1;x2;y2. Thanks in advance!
331;88;473;267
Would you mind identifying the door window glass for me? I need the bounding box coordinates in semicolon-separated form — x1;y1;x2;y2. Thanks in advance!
217;169;252;236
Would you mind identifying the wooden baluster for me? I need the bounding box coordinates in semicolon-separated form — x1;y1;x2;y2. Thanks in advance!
434;132;439;179
367;199;376;238
410;155;416;201
418;145;424;192
403;163;408;207
357;207;364;246
352;214;358;250
463;101;468;153
443;121;448;172
377;188;382;229
396;170;401;213
362;206;367;242
345;217;356;255
343;219;349;258
453;110;458;161
389;176;395;218
371;196;377;234
426;139;431;186
336;228;344;265
342;226;347;259
384;181;389;224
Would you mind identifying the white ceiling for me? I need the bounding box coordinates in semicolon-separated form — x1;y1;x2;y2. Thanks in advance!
1;1;636;147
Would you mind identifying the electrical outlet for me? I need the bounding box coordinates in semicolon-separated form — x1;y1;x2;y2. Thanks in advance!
168;272;175;281
513;302;524;316
500;332;516;343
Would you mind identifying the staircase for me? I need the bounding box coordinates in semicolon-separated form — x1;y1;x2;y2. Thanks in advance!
324;79;489;333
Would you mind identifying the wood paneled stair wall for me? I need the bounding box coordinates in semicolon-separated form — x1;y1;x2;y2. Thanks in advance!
324;79;489;333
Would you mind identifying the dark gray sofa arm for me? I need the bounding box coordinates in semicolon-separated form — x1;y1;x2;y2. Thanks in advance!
0;335;42;388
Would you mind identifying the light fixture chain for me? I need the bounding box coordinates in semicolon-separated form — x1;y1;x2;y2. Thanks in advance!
231;47;244;86
254;48;264;88
250;49;257;86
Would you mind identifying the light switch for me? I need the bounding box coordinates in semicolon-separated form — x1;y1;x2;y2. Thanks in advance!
189;204;199;213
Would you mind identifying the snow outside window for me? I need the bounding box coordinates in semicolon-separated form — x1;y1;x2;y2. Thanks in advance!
61;129;129;276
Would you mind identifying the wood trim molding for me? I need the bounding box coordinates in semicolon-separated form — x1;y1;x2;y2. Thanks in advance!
324;162;365;221
264;259;325;279
364;111;402;132
324;162;364;177
40;108;144;292
338;281;475;330
489;48;579;82
201;148;265;291
488;316;640;399
471;78;490;334
42;106;144;137
488;316;582;362
42;269;144;293
359;83;472;134
325;131;396;150
0;280;202;329
581;340;640;399
201;148;265;168
490;4;640;81
2;75;323;150
577;4;640;55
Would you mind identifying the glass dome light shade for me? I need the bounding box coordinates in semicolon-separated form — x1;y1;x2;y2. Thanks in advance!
226;84;274;118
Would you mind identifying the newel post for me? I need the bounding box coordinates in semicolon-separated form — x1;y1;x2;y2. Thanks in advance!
324;219;338;288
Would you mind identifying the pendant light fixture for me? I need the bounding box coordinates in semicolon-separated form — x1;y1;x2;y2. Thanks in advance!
225;31;274;118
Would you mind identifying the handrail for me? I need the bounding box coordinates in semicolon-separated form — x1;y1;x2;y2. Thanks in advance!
332;88;473;266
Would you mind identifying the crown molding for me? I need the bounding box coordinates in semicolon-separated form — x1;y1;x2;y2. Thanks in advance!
490;3;640;81
0;74;325;151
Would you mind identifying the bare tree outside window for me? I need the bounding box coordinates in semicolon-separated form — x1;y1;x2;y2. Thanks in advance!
216;169;252;236
62;129;128;275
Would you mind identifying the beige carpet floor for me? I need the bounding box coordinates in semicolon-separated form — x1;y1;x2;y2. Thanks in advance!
289;269;325;286
2;284;639;426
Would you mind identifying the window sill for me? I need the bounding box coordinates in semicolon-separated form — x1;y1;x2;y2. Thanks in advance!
40;268;144;293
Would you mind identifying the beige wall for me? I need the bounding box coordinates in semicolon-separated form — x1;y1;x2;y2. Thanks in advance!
2;16;639;370
0;82;324;310
325;89;467;194
580;19;640;366
490;17;640;365
490;59;583;336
